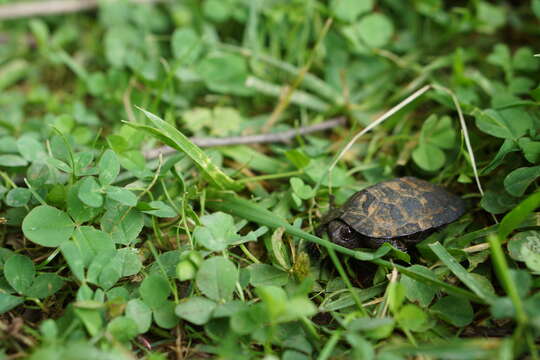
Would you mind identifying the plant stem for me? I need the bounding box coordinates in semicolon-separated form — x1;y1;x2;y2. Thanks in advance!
327;247;366;315
488;234;527;325
237;170;304;183
317;330;342;360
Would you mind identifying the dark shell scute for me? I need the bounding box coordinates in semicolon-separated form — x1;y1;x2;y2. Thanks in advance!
356;218;373;235
378;185;398;199
389;204;405;224
338;177;465;238
401;197;423;216
397;180;414;192
422;191;444;206
397;222;421;235
362;192;376;213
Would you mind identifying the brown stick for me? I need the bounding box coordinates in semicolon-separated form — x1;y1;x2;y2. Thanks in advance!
0;0;165;20
144;117;347;159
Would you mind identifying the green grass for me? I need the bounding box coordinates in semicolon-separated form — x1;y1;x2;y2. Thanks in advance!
0;0;540;359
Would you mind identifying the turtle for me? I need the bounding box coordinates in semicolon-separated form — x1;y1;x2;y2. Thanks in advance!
317;177;465;251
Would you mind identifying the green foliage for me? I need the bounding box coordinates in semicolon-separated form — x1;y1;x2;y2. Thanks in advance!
412;115;457;171
0;0;539;358
193;211;267;251
430;296;474;327
4;254;35;294
196;256;238;302
330;0;373;23
3;254;64;301
22;206;74;247
248;264;289;287
140;274;171;308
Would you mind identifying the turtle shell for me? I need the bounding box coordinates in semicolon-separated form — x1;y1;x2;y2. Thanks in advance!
335;177;465;238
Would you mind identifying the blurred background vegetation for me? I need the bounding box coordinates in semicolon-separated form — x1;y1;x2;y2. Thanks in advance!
0;0;539;359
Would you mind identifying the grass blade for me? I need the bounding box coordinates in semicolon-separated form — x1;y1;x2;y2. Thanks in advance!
245;76;330;111
124;108;243;191
488;234;527;324
429;242;497;304
217;43;344;105
384;338;500;359
498;191;540;240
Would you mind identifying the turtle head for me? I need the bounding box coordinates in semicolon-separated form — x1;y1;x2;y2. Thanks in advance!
327;220;361;249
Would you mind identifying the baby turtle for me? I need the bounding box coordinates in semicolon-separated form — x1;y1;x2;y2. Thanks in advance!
318;177;465;250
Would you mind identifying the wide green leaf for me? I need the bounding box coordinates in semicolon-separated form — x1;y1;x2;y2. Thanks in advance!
67;182;101;224
508;231;540;261
0;154;28;167
5;188;32;207
196;53;251;96
430;296;473;327
153;301;178;329
175;296;216;325
412;143;446;172
503;166;540;197
474;108;532;140
98;149;120;185
356;13;394;48
248;264;289;287
0;294;23;314
22;205;75;247
78;177;103;208
396;304;429;332
100;208;143;245
140;274;171;308
86;251;121;290
25;274;64;299
196;257;238;302
125;299;152;333
116;248;142;277
105;186;137;206
19;136;48;162
4;254;35;294
60;241;86;282
193;212;236;251
171;28;202;64
330;0;373;22
106;316;139;342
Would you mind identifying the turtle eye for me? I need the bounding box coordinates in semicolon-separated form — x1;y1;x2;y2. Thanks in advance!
341;226;352;236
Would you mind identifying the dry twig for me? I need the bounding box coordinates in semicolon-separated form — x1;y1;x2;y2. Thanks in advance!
144;117;346;159
0;0;165;20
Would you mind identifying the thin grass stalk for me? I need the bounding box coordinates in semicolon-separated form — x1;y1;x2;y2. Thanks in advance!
245;76;330;111
487;234;538;358
326;247;367;315
315;84;431;193
432;85;485;197
263;18;334;132
487;234;526;324
317;330;342;360
217;42;343;104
